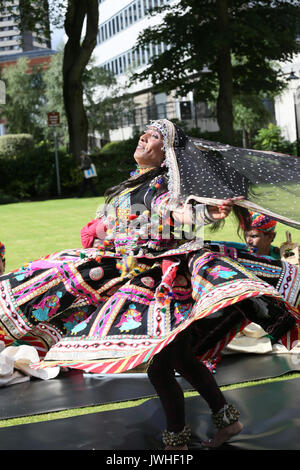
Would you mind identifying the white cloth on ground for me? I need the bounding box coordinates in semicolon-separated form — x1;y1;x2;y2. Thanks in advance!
0;342;60;387
224;323;300;355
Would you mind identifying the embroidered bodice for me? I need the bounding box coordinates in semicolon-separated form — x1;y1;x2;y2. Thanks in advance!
97;177;212;260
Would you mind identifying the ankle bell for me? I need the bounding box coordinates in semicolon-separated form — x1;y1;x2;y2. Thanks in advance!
212;404;240;429
162;425;191;447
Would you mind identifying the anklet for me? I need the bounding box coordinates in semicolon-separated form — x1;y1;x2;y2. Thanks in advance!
162;425;191;447
212;404;240;429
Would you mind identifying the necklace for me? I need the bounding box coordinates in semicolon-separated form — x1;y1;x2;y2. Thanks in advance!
130;166;154;179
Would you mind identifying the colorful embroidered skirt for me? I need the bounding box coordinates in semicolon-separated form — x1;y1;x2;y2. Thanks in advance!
1;244;299;372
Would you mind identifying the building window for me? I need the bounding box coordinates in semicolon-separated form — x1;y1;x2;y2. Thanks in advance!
133;3;137;21
97;0;172;45
137;0;142;19
124;9;128;28
128;6;133;25
144;0;149;14
101;40;169;77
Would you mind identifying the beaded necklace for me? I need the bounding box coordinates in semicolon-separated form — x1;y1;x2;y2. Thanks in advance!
129;166;155;179
96;170;166;278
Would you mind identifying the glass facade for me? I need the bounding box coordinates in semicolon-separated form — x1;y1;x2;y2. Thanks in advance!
97;0;171;45
101;41;169;76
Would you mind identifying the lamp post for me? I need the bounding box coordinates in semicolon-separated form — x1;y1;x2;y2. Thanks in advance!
287;71;300;156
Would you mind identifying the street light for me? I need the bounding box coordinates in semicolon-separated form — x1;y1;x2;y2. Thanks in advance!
287;70;300;155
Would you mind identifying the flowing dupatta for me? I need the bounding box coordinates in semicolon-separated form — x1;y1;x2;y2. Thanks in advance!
149;119;300;230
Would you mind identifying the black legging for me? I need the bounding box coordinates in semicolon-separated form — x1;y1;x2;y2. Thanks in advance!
147;330;227;433
147;296;295;434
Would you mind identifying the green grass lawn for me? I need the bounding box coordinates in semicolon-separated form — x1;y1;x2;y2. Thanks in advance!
1;197;102;272
1;197;300;432
1;196;299;273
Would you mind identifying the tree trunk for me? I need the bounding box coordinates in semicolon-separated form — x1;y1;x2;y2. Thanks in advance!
216;0;234;144
242;128;247;148
63;0;99;162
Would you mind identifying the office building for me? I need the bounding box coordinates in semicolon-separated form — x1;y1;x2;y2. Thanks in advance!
95;0;218;140
0;1;51;56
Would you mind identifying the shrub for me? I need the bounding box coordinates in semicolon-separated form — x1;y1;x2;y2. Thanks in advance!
91;136;139;195
253;124;297;155
0;140;79;201
0;134;34;158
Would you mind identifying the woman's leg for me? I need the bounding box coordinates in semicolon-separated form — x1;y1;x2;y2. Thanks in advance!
147;344;186;434
147;332;242;449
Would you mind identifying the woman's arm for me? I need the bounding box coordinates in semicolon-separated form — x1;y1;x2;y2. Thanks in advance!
172;197;245;225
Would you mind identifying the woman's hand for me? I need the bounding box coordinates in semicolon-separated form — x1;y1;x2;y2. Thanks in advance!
207;196;244;221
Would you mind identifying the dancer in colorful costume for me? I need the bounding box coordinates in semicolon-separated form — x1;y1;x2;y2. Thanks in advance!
1;119;300;449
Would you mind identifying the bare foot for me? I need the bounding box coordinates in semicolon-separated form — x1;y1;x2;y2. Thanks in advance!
202;420;243;448
164;445;188;450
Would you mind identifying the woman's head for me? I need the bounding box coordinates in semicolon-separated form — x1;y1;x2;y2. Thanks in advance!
104;120;173;204
134;126;165;168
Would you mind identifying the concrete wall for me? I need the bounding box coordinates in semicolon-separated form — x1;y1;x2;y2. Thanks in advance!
274;54;300;142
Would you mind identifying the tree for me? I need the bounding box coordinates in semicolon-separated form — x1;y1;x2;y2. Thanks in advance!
2;0;99;161
132;0;300;144
0;47;125;150
62;0;99;160
233;94;272;148
83;65;118;143
41;48;69;146
0;57;45;139
41;51;133;147
83;66;136;143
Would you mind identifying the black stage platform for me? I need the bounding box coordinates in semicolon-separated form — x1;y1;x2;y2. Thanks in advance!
1;354;300;450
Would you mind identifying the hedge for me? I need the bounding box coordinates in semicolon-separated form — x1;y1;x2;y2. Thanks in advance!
0;134;34;158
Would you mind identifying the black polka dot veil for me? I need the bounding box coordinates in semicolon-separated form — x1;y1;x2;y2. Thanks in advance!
150;119;300;229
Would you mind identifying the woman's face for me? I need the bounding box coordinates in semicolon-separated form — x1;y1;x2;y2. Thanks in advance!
133;127;165;168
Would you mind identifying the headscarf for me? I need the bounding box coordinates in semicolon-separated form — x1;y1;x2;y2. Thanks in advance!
249;212;277;233
148;119;300;230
